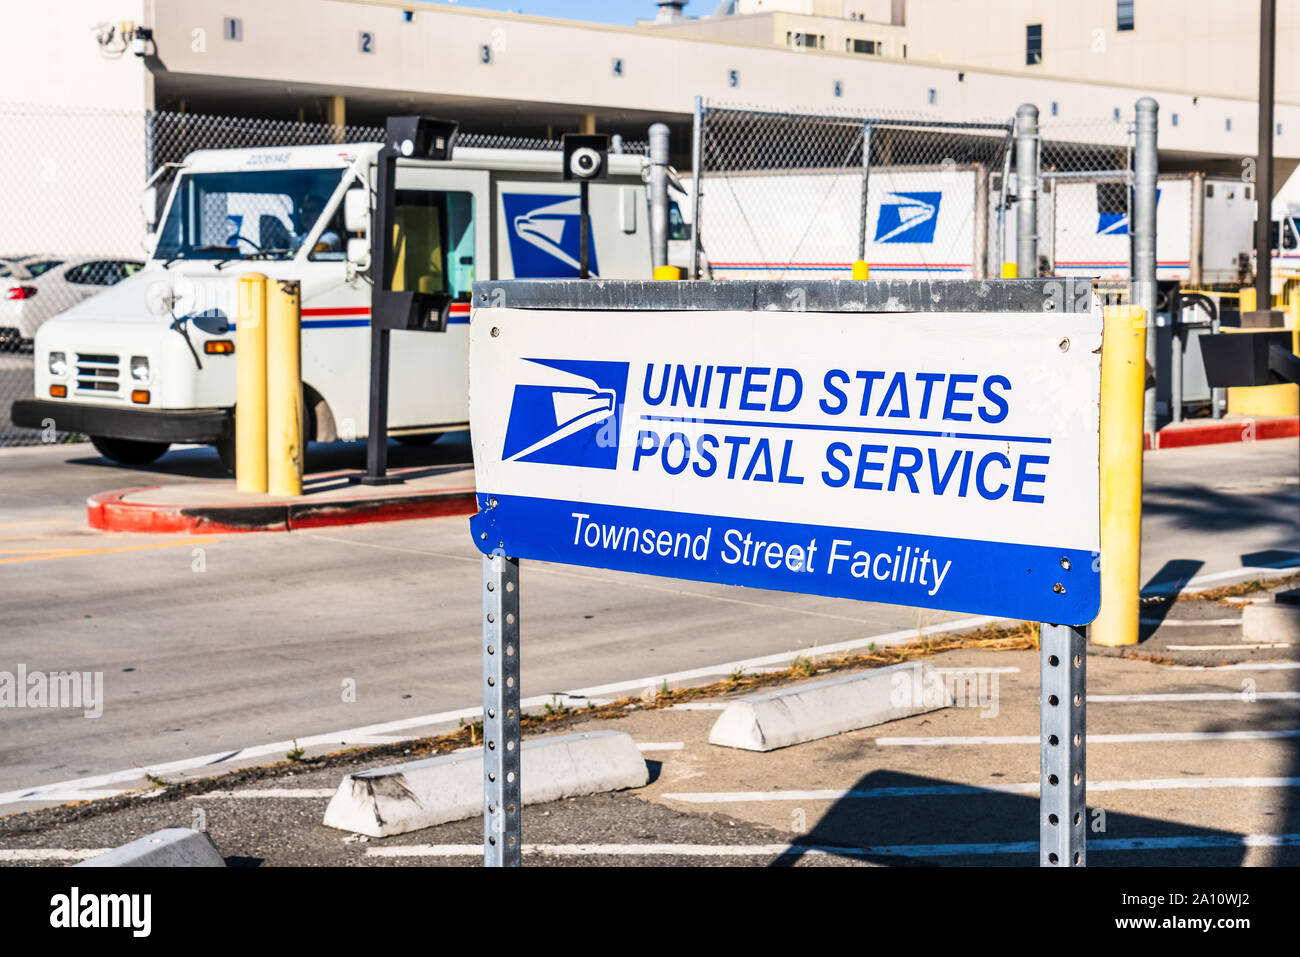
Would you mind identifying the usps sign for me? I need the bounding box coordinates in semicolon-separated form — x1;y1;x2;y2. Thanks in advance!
469;289;1102;624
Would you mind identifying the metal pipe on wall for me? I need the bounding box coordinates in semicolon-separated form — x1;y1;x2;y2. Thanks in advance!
1132;97;1159;436
648;122;670;272
1015;103;1039;278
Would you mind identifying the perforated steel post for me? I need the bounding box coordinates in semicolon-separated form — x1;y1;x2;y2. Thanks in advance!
482;553;521;867
1040;622;1086;866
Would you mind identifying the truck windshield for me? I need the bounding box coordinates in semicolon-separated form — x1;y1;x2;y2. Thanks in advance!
153;168;345;262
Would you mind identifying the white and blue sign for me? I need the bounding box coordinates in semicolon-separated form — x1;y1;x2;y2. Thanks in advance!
470;306;1102;624
502;193;598;278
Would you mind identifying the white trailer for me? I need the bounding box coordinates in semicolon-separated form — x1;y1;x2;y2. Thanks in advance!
1039;173;1254;285
685;164;990;279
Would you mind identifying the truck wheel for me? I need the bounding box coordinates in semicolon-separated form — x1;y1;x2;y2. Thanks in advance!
90;436;170;465
214;438;236;474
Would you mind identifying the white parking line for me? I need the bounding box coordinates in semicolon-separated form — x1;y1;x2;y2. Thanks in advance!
1165;643;1292;651
0;848;108;861
190;788;336;799
1088;691;1300;702
1138;618;1242;627
876;729;1300;746
366;833;1300;859
661;777;1300;803
670;703;728;710
1173;661;1300;671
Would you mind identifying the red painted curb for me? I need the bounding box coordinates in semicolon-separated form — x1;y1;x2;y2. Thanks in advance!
87;486;477;534
1147;416;1299;450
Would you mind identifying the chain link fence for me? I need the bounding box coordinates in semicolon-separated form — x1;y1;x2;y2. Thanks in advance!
689;101;1014;281
1037;116;1133;284
688;102;1161;289
0;102;645;447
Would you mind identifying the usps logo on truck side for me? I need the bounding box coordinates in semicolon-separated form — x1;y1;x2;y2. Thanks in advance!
502;193;599;278
470;305;1103;624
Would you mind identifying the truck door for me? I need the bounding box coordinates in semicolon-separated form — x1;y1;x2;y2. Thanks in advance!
384;167;490;430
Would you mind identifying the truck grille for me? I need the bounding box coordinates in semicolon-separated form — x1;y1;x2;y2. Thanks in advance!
75;353;120;394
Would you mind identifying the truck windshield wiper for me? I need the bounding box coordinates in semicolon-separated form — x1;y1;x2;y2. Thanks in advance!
243;248;295;261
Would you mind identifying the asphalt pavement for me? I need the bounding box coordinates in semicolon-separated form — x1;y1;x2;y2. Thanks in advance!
0;433;1297;838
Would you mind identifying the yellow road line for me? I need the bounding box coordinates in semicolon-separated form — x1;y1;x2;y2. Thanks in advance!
0;536;220;566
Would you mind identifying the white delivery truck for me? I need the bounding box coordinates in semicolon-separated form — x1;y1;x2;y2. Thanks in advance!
1269;200;1300;278
15;140;664;465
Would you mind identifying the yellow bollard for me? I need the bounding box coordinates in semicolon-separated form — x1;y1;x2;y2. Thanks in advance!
1091;305;1147;647
653;265;682;280
267;279;303;497
1227;287;1300;416
1001;262;1018;278
851;260;870;280
236;273;268;494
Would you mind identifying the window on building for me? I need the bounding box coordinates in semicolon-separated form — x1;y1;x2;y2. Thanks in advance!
847;38;879;55
1026;24;1042;65
786;32;824;50
1117;0;1135;31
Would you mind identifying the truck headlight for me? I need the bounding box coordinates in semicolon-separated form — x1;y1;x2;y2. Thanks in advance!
130;356;150;382
48;351;67;378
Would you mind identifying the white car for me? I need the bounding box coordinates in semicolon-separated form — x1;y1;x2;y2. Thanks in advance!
1;256;144;350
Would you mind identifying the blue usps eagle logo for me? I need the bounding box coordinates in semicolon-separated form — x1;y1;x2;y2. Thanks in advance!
874;191;942;244
501;359;628;469
502;193;599;279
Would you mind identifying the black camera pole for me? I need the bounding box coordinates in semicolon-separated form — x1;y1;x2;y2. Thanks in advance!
579;180;591;280
360;138;402;486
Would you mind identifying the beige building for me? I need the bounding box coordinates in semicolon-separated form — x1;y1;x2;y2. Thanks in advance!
4;0;1300;257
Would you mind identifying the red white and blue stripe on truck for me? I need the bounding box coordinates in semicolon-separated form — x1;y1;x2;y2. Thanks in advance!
299;302;472;328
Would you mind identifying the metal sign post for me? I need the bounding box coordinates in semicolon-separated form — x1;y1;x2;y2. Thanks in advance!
481;552;521;866
1040;622;1086;866
468;278;1102;867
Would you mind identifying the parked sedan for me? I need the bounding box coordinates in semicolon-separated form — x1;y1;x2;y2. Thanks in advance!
0;257;144;350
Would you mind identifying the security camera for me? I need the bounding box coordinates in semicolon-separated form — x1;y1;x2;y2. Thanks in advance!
562;133;609;182
569;147;603;179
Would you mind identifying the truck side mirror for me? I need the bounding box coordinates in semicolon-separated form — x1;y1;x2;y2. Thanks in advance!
344;187;369;235
141;185;158;228
346;237;370;268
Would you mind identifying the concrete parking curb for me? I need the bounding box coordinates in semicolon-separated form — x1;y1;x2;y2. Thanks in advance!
87;483;477;534
74;828;225;867
1242;602;1300;642
322;730;649;837
708;661;951;751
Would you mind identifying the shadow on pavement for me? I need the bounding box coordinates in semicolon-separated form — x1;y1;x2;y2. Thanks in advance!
769;769;1248;867
1139;558;1203;641
62;432;474;482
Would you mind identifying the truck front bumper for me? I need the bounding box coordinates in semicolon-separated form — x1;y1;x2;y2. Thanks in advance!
11;400;233;444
